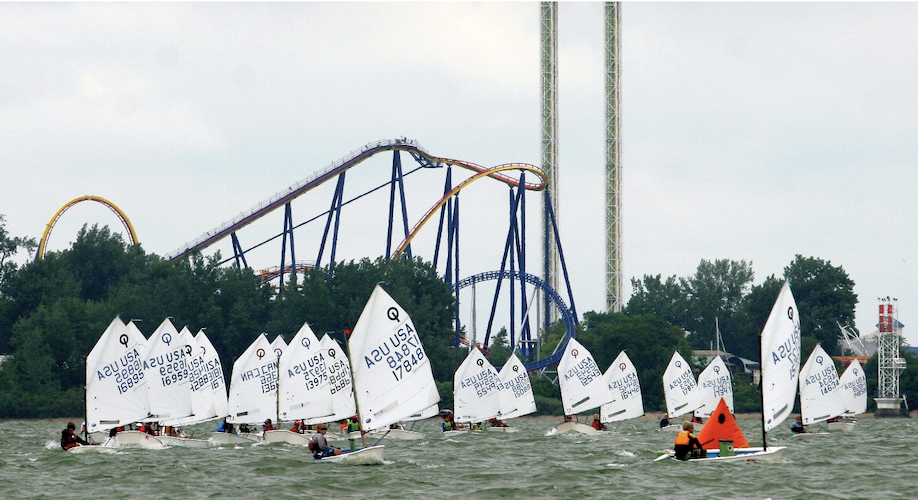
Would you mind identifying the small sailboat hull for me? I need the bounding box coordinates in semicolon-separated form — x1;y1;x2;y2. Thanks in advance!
827;421;856;432
486;426;519;433
263;430;314;445
656;446;786;463
66;443;115;453
791;431;830;437
156;435;210;448
554;422;604;435
109;431;165;449
209;432;260;445
316;445;385;465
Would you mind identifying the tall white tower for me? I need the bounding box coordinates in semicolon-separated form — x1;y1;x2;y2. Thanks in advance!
605;2;622;313
541;2;559;326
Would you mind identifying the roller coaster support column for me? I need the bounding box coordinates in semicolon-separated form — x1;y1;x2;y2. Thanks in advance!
231;232;248;269
316;172;346;277
386;151;413;260
545;195;578;323
432;166;453;270
278;203;296;294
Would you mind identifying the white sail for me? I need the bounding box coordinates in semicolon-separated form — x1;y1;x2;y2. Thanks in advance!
454;348;503;423
194;329;229;419
320;334;357;422
662;351;702;418
558;338;614;415
162;327;217;426
694;355;734;418
600;350;644;423
799;344;846;424
227;333;278;424
403;403;440;422
86;317;150;433
839;358;867;416
277;322;333;423
140;318;193;422
271;335;287;360
761;281;802;432
497;353;537;420
348;285;440;431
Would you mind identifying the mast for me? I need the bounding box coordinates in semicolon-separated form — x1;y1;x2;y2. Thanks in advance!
759;325;767;451
344;333;369;449
83;351;89;442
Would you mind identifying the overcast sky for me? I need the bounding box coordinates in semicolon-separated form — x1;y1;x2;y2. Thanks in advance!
2;2;916;347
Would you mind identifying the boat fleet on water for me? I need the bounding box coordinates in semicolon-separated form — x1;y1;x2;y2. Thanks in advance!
68;281;868;464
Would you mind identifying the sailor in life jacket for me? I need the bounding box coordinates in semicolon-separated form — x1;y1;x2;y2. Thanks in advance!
673;421;707;460
61;422;89;450
308;423;342;458
441;411;456;431
591;414;607;431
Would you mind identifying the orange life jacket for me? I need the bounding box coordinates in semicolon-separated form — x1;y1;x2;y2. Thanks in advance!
675;430;694;446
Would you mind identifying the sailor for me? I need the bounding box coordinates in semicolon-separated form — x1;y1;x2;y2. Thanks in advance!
591;414;606;431
290;420;304;433
61;422;89;450
791;416;808;434
343;415;360;451
441;411;456;431
216;419;229;433
309;423;342;458
673;421;706;460
263;419;276;432
659;417;670;428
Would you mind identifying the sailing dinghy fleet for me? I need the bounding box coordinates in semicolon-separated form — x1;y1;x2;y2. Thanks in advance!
72;279;868;465
75;285;440;463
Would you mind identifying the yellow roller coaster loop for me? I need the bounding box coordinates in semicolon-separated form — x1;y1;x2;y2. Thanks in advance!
36;195;138;260
390;163;547;260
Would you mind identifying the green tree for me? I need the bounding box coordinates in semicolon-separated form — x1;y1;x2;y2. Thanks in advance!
0;214;37;289
784;255;857;356
682;259;754;350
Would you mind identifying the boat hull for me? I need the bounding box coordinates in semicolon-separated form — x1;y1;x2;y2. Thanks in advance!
156;435;210;448
827;421;856;432
554;422;604;435
486;426;520;433
656;446;785;463
66;443;115;454
209;432;260;446
316;445;385;465
263;430;314;445
110;431;164;449
441;429;469;437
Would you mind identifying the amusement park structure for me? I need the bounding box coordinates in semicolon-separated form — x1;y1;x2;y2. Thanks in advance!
875;297;908;417
36;3;624;374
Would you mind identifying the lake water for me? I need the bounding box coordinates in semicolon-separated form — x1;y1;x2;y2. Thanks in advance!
4;416;915;499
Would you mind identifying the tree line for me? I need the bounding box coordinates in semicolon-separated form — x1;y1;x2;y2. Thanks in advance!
1;216;916;418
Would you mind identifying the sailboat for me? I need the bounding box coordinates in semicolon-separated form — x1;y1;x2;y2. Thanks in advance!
78;317;154;451
695;355;734;419
215;333;276;445
271;322;330;445
156;326;216;448
657;281;798;462
796;344;845;435
194;329;229;424
554;338;614;435
452;347;503;433
490;353;537;433
830;358;867;431
599;350;644;426
320;284;441;464
661;351;703;431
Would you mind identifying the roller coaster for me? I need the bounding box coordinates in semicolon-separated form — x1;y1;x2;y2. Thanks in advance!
42;139;580;372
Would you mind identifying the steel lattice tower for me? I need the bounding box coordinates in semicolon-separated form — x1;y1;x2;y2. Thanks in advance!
876;298;905;413
541;1;559;327
605;2;622;313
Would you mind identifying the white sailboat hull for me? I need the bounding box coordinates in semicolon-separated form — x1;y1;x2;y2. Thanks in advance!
209;432;260;445
315;445;385;465
66;443;116;454
156;435;210;448
441;429;469;437
110;431;165;449
554;422;605;435
656;446;786;463
263;430;314;445
486;426;520;433
827;421;856;431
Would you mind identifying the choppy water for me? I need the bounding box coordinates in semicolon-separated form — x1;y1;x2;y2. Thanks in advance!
3;417;916;499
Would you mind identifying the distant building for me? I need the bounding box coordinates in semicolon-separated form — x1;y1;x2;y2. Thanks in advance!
693;350;760;385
